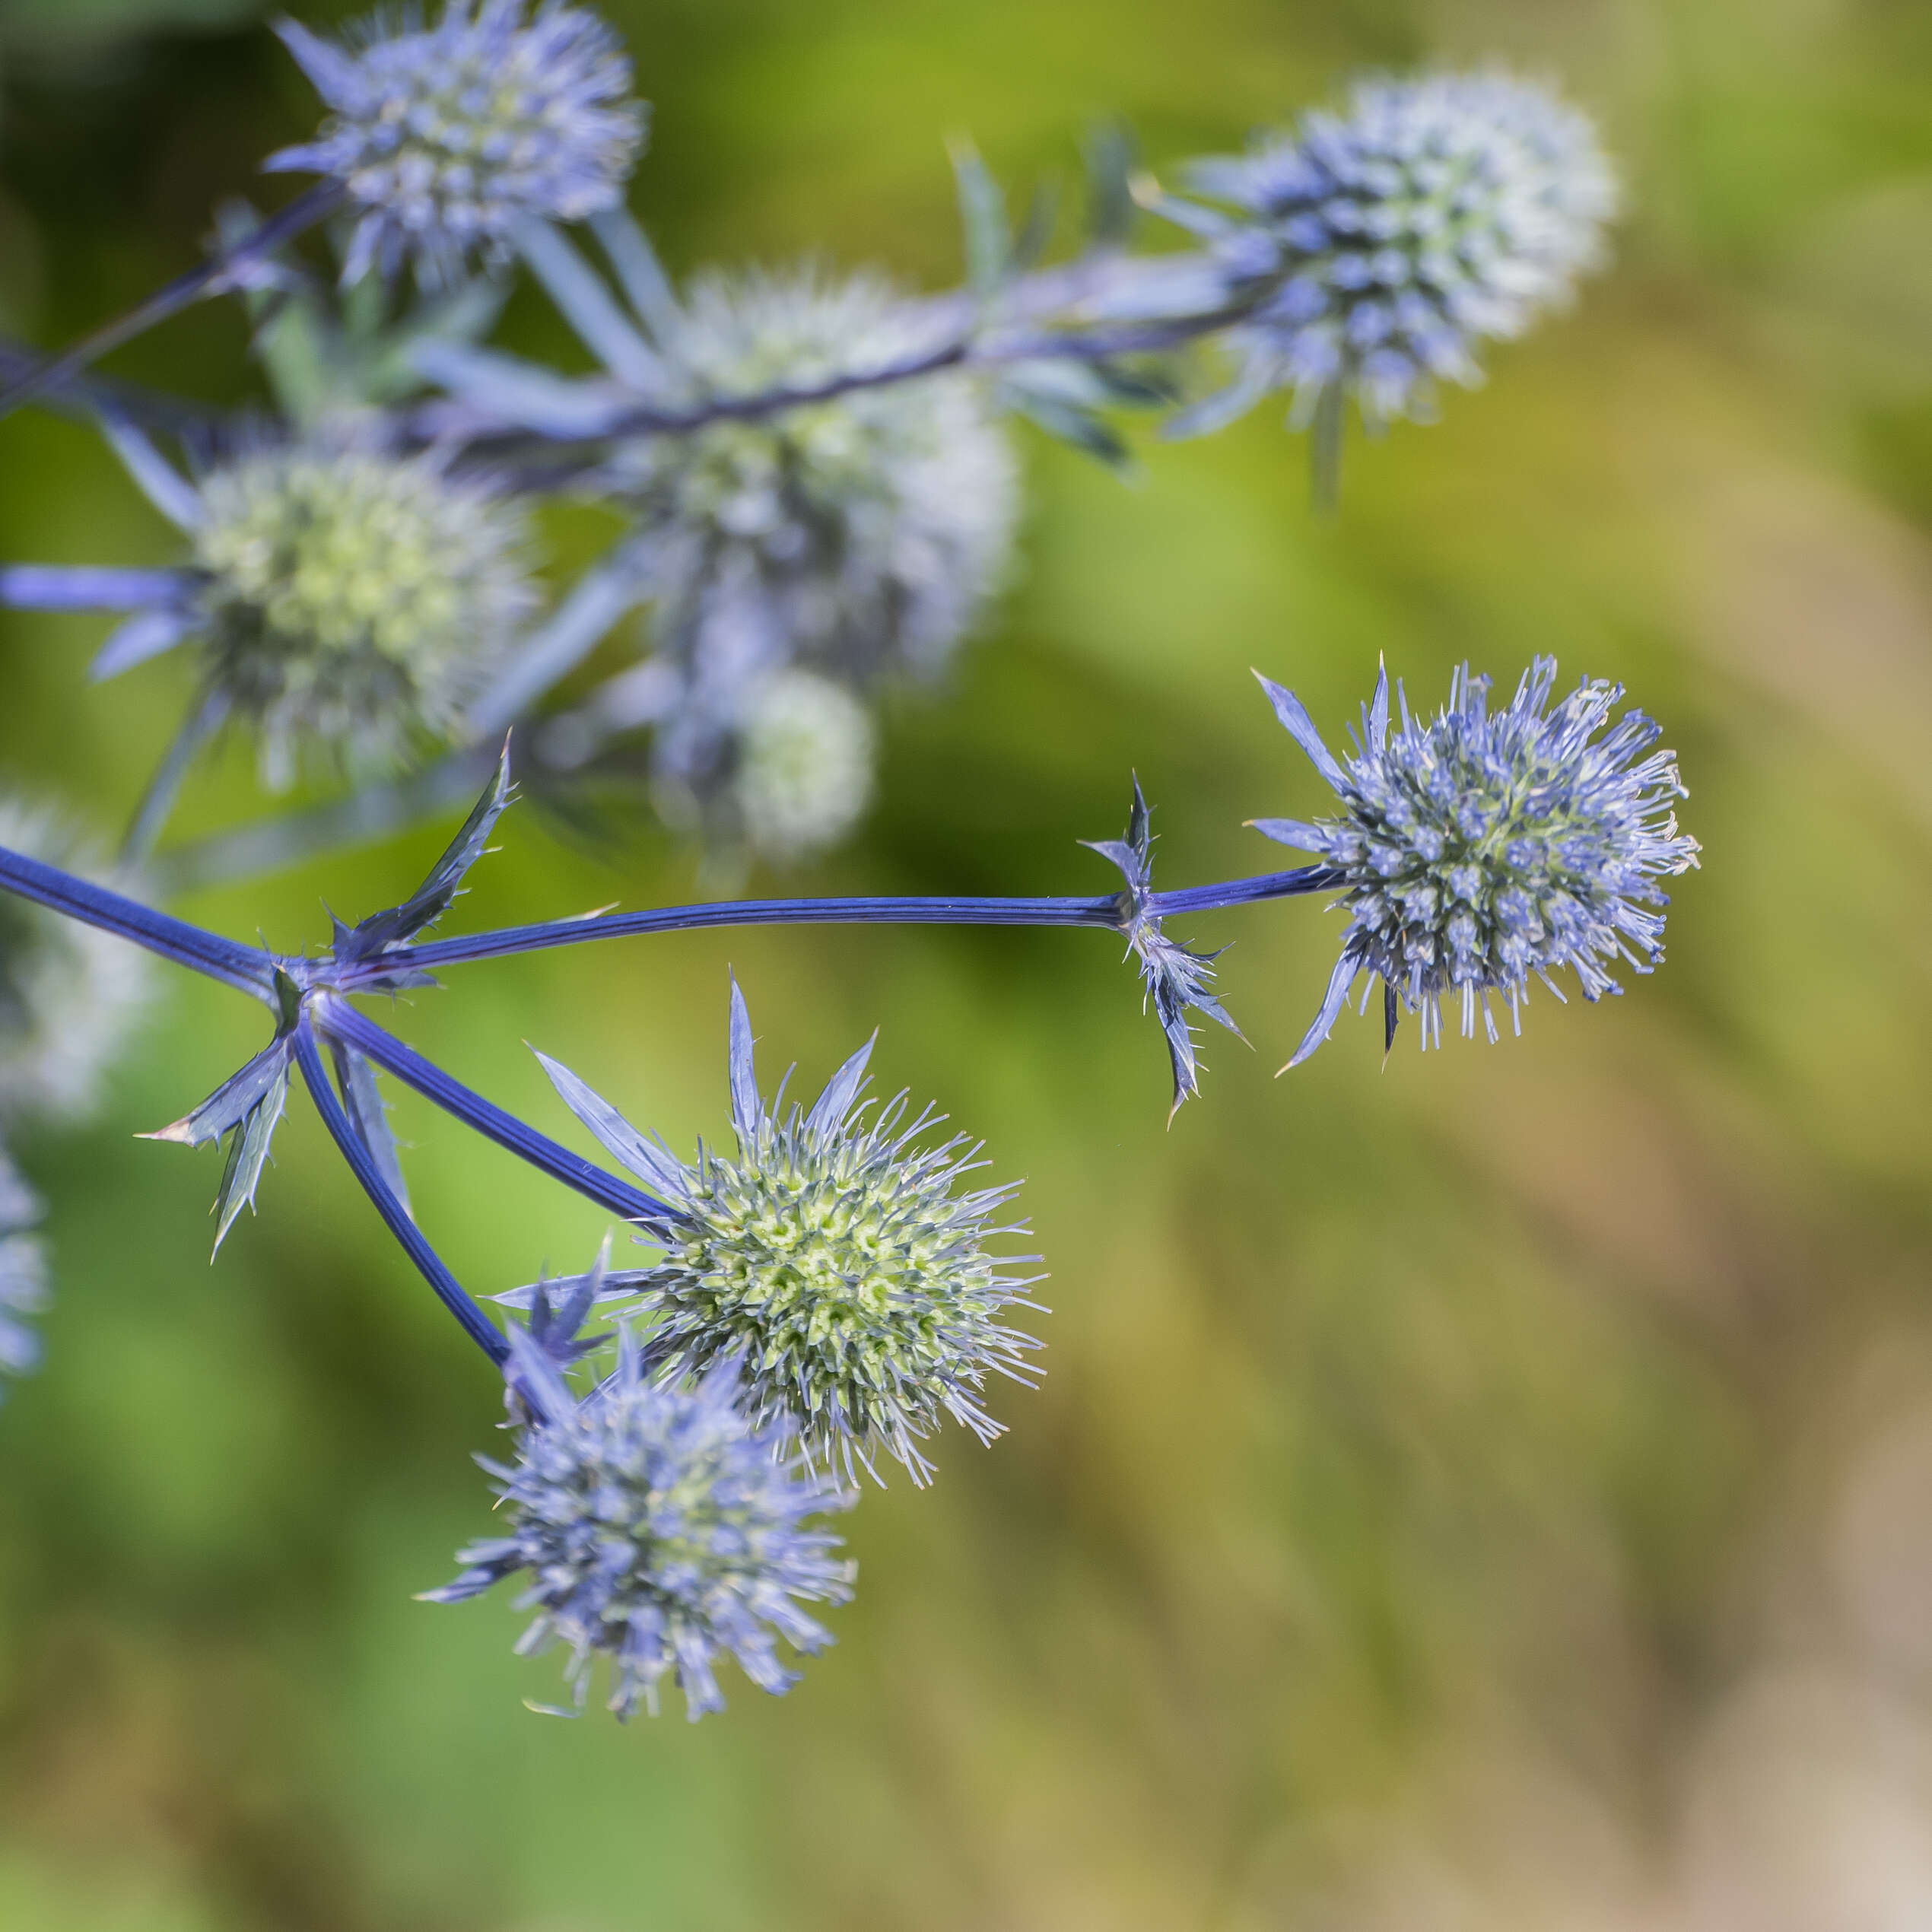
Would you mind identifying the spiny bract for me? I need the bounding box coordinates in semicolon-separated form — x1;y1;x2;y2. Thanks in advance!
1251;658;1698;1066
269;0;647;284
535;983;1044;1486
1168;71;1615;431
426;1331;853;1721
191;441;537;786
0;796;151;1126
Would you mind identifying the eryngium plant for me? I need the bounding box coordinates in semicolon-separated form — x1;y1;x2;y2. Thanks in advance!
1252;659;1700;1066
538;984;1043;1485
0;796;149;1124
269;0;647;285
731;670;878;865
427;1330;855;1719
1162;72;1614;448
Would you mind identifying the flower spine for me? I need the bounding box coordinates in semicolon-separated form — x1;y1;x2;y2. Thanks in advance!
1251;658;1698;1065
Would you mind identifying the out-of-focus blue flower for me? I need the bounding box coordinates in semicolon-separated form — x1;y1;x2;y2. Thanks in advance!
267;0;647;286
0;795;151;1126
532;982;1044;1485
424;1326;854;1720
1156;72;1615;436
424;223;1015;852
1084;778;1243;1122
0;1149;48;1390
0;423;538;788
1251;658;1698;1066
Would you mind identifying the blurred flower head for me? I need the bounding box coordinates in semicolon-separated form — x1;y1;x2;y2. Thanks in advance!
1252;658;1698;1066
189;438;537;786
609;260;1017;691
0;796;151;1125
426;1329;854;1720
0;1148;47;1391
732;669;877;866
269;0;647;285
1171;71;1616;431
624;983;1042;1486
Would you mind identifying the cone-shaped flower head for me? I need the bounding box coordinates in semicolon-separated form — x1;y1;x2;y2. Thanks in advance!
0;1149;48;1391
1167;71;1615;432
533;983;1044;1485
619;263;1018;690
0;795;150;1125
733;670;877;865
426;1328;854;1720
188;440;537;786
269;0;647;285
1252;659;1698;1065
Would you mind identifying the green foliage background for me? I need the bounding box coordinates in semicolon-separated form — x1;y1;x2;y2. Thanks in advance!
4;0;1932;1925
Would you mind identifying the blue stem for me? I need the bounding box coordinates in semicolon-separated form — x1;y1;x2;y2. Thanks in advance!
314;999;678;1228
0;183;344;426
0;843;274;1002
348;871;1343;980
292;1019;507;1368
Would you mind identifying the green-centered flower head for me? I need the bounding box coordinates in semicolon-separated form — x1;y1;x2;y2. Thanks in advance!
0;793;151;1126
733;670;876;865
192;438;537;786
533;983;1044;1485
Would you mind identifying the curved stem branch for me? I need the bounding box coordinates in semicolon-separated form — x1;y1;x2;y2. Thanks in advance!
0;842;273;999
314;998;677;1228
0;183;344;426
293;1018;507;1367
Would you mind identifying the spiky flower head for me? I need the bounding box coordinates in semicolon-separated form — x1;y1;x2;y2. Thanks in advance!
607;262;1017;691
1166;71;1615;433
425;1327;854;1720
0;796;150;1125
0;1149;48;1390
732;671;876;865
533;984;1043;1485
1252;659;1698;1066
189;440;537;786
1084;778;1244;1123
269;0;647;285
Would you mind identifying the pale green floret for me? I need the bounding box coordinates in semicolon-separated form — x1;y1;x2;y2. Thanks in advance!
735;672;875;863
192;446;536;786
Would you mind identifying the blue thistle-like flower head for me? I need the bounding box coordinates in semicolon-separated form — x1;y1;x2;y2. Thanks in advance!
268;0;647;285
189;437;538;783
425;1326;854;1720
533;983;1044;1486
1165;71;1615;433
0;795;151;1126
1084;778;1244;1123
0;1149;48;1390
1251;658;1698;1066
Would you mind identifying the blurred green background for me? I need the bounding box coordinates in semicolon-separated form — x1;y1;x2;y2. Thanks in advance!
5;0;1932;1926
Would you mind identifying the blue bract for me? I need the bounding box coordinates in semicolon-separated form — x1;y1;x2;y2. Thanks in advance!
426;1329;855;1721
1252;659;1699;1066
268;0;647;284
1161;72;1615;436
